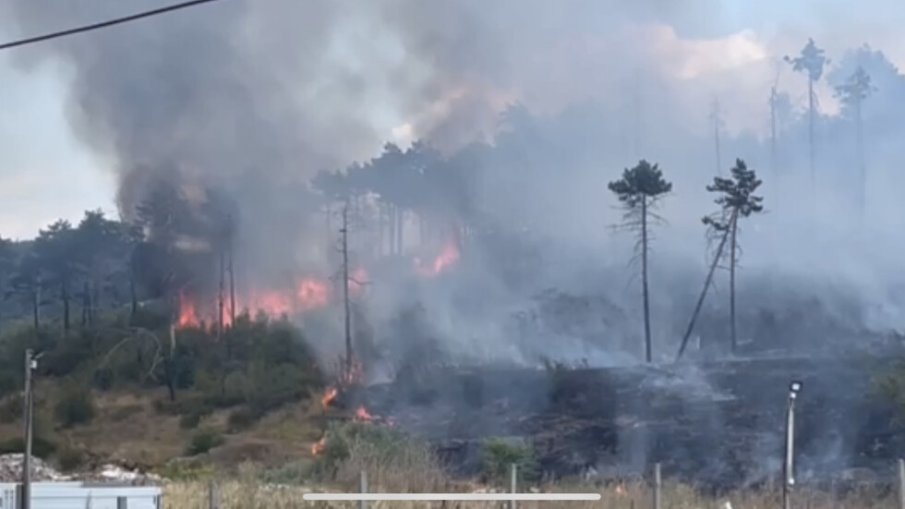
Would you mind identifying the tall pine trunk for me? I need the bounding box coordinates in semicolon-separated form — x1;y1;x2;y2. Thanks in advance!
228;247;236;325
217;249;225;340
808;77;816;184
856;101;866;216
641;197;652;363
61;278;71;334
396;207;404;255
32;282;40;331
729;213;738;352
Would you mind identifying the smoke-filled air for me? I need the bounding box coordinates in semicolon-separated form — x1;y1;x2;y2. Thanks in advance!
5;0;905;368
6;0;905;493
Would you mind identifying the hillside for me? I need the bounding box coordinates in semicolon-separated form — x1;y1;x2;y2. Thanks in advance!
0;308;330;477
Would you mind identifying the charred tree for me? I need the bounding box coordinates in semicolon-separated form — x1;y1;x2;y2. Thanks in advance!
677;159;763;358
608;160;672;363
834;65;874;216
217;249;225;340
786;38;828;186
340;205;353;377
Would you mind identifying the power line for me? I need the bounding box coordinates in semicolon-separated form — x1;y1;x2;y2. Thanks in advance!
0;0;227;51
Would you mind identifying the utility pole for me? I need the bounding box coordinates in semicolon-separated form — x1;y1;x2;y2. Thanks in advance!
340;206;353;378
21;349;37;509
783;381;802;509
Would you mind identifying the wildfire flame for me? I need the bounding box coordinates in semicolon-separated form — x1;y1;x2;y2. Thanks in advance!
177;293;200;328
311;437;327;456
615;484;627;497
415;239;461;277
355;406;374;422
176;276;332;330
298;278;330;311
321;387;338;410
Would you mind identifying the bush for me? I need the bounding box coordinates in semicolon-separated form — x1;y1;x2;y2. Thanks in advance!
54;388;96;428
482;437;540;485
185;428;224;456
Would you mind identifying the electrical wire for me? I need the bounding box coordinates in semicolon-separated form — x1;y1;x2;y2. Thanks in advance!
0;0;227;51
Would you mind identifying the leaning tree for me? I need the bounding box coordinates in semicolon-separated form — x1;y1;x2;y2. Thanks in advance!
677;159;763;359
608;160;672;363
785;38;829;185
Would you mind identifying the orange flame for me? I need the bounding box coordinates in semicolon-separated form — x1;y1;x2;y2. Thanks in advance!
415;239;460;277
615;484;626;497
355;406;374;422
298;278;330;311
311;436;327;456
321;387;339;410
175;275;333;330
177;292;200;329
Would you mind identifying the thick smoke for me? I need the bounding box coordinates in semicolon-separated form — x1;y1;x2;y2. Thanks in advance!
4;1;905;365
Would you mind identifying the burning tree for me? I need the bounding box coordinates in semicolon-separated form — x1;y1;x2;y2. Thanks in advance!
785;38;829;185
677;159;763;358
834;65;875;215
608;160;672;363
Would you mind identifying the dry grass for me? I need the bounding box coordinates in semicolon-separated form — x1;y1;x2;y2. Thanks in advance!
162;479;899;509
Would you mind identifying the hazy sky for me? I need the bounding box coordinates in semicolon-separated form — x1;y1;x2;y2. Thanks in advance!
2;0;905;240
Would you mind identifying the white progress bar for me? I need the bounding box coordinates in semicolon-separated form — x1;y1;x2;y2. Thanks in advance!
303;493;601;501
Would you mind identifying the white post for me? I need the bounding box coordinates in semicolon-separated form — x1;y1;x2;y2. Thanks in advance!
652;463;661;509
359;470;368;509
208;480;219;509
510;463;518;509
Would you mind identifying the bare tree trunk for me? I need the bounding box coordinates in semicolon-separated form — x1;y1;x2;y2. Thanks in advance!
32;280;40;331
388;204;396;256
396;207;404;255
676;223;732;360
808;77;816;185
61;279;71;334
341;207;353;377
771;88;778;175
81;281;90;327
641;197;652;363
228;247;236;325
129;258;138;322
91;278;100;325
165;324;177;401
856;101;866;217
729;213;738;353
217;249;225;340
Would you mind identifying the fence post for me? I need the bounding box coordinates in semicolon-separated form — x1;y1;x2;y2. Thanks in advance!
510;463;518;509
359;470;369;509
898;459;905;509
652;463;661;509
208;480;219;509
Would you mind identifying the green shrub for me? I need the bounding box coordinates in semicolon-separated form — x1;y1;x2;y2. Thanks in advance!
481;437;540;485
185;428;225;456
53;388;96;428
